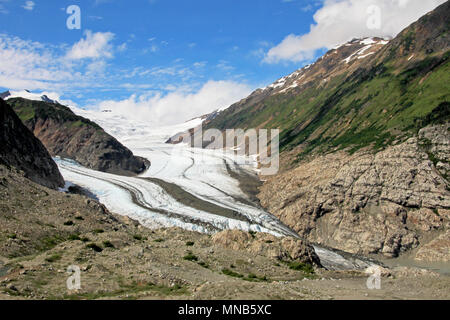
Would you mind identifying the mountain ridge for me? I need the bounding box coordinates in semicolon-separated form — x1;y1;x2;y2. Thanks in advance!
179;2;450;259
203;1;449;162
6;97;150;176
0;98;64;189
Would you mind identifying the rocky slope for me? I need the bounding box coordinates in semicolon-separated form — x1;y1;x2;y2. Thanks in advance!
211;229;321;267
1;165;448;300
259;124;450;259
6;98;150;176
0;98;64;189
0;165;332;300
195;3;450;261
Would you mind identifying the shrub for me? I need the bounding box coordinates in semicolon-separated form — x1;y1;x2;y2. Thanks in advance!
64;221;74;226
68;234;81;241
45;254;62;263
86;243;103;253
222;268;243;278
287;262;315;274
41;236;65;250
186;241;195;247
102;241;115;249
197;261;209;269
183;252;198;262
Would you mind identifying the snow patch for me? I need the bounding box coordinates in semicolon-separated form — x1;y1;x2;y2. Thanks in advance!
5;90;59;104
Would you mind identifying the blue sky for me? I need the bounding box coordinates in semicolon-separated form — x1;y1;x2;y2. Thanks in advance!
0;0;445;124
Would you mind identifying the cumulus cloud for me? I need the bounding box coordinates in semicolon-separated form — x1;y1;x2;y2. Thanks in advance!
0;34;73;90
0;32;113;91
264;0;446;63
90;80;253;125
22;1;35;11
0;33;251;125
0;0;10;14
66;30;115;60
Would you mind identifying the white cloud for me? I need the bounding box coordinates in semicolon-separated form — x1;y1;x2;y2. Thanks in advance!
0;34;73;90
117;43;127;52
0;0;9;14
7;90;78;107
217;60;235;72
88;16;103;20
86;60;107;75
143;44;158;54
0;33;251;126
22;1;34;11
0;33;112;92
90;80;253;125
94;0;112;5
66;30;115;60
193;61;207;68
264;0;446;63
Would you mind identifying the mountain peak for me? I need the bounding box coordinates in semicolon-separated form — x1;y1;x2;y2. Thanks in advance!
204;1;449;157
3;90;59;104
0;91;11;100
255;37;389;98
375;0;450;65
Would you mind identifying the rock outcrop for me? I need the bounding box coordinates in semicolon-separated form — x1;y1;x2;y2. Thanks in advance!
211;229;321;266
7;98;149;176
259;124;450;259
0;98;64;189
415;230;450;262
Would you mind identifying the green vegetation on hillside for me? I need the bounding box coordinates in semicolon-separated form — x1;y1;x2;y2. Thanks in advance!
205;2;450;163
7;98;102;131
207;51;449;162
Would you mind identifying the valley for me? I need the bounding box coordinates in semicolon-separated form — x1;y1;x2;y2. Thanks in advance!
53;112;376;270
54;112;296;237
0;1;449;301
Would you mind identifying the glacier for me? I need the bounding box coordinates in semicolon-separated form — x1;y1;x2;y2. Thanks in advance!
55;106;297;237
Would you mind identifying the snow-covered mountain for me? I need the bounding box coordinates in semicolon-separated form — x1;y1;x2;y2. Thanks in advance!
255;37;389;97
1;90;59;104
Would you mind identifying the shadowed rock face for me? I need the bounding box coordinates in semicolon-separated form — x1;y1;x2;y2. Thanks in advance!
259;124;450;258
7;98;150;176
0;98;64;189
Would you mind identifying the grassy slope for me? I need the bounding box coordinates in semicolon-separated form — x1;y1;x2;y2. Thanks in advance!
7;98;102;131
206;4;450;162
209;50;449;162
